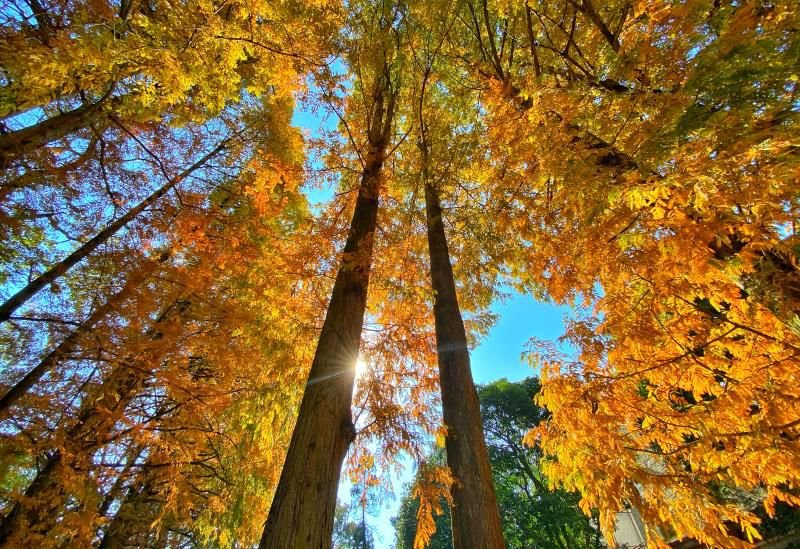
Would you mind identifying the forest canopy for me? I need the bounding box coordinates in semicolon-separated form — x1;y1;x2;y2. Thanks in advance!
0;0;798;547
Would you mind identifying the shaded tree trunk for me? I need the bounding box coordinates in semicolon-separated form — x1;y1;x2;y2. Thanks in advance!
0;300;190;545
98;456;165;549
0;141;225;323
423;177;505;549
0;250;170;413
95;444;145;520
0;294;121;413
0;366;147;545
0;93;117;168
53;443;146;549
259;67;395;549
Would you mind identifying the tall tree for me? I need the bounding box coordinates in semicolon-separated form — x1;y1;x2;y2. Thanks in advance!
1;0;799;546
259;3;399;546
0;94;320;546
419;111;504;548
0;296;192;545
402;4;506;544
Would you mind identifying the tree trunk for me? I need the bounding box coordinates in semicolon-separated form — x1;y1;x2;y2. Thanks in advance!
0;141;224;323
0;365;147;545
423;179;505;549
573;0;621;52
259;67;394;547
98;457;164;549
259;147;386;549
53;443;145;549
0;300;189;545
96;444;145;520
0;250;170;413
0;94;117;167
0;294;120;413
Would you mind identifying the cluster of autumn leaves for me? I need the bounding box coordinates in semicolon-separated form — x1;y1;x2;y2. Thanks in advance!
0;0;798;547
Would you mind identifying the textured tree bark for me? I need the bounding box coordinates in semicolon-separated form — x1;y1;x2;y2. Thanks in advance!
0;141;224;323
259;67;394;548
423;179;505;549
259;147;387;549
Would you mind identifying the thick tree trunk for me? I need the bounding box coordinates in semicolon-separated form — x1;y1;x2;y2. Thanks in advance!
423;180;505;549
0;142;225;323
261;16;396;545
259;141;387;548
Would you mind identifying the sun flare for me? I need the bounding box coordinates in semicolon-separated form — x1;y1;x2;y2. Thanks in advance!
354;356;368;379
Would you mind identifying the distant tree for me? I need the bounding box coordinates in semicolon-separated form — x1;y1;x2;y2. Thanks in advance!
334;463;384;549
479;378;601;549
333;502;374;549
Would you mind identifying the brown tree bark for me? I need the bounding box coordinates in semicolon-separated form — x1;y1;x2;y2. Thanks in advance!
423;174;505;548
413;28;504;542
258;65;395;549
0;141;225;323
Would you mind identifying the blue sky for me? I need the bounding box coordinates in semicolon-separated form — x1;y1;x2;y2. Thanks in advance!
293;96;570;548
471;293;568;384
